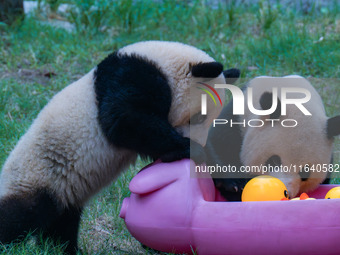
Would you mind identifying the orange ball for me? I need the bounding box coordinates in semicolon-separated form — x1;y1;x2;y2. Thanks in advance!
325;187;340;199
241;175;289;202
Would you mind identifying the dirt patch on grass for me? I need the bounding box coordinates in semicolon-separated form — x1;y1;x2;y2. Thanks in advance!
0;67;56;86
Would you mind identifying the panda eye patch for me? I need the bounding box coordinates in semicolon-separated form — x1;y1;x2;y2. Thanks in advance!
265;155;282;167
190;113;207;125
299;164;311;181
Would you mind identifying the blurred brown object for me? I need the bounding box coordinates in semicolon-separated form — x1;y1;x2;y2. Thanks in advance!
0;0;24;25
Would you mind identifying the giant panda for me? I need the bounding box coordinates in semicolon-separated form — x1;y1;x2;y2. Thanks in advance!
0;41;240;254
205;75;340;201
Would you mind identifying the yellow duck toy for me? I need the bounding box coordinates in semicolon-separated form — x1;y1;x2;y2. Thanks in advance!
325;187;340;199
241;175;289;202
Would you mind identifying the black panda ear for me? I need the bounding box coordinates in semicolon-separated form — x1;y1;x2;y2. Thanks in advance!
191;62;223;78
260;92;281;119
327;116;340;139
223;68;240;84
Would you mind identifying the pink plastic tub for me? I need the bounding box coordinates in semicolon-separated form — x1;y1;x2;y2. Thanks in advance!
119;159;340;255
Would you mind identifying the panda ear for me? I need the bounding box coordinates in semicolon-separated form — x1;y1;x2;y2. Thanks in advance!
260;92;281;119
327;116;340;139
223;68;240;84
191;62;223;78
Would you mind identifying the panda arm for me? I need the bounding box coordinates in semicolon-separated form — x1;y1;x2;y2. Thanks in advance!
98;102;204;163
94;52;204;163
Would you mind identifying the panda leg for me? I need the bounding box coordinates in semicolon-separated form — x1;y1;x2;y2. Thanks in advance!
41;206;82;255
0;189;58;244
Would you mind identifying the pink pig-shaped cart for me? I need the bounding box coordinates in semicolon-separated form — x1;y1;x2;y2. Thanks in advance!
120;159;340;255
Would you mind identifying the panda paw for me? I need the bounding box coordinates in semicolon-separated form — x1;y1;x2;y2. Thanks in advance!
214;178;250;201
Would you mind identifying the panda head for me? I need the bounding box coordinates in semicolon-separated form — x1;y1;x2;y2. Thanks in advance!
119;41;239;146
240;75;340;197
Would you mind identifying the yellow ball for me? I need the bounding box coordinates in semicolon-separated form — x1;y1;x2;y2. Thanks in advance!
241;175;289;202
325;187;340;199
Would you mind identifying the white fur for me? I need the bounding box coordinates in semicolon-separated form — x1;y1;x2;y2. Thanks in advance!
0;41;226;208
240;75;332;197
0;70;137;207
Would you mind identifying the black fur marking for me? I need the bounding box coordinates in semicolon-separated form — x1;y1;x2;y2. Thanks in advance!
299;165;311;181
223;68;240;84
205;96;253;201
41;206;82;255
0;189;58;244
94;52;204;163
0;189;81;255
265;155;282;167
191;62;223;78
327;115;340;139
259;92;281;119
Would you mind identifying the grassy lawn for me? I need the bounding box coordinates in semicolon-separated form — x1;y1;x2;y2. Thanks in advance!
0;0;339;254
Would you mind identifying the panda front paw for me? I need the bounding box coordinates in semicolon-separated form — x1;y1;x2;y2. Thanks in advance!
214;178;250;201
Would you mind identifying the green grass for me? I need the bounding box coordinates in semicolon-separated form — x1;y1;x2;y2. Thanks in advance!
0;0;339;254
